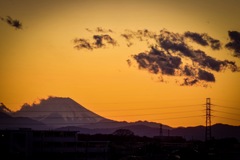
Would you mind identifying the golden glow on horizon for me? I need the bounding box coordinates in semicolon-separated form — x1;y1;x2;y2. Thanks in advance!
0;0;240;127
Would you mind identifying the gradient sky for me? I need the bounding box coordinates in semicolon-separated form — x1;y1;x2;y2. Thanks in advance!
0;0;240;127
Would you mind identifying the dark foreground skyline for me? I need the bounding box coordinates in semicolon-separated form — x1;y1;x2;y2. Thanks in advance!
1;129;240;160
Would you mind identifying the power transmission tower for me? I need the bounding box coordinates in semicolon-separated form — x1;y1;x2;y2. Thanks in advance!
205;98;212;141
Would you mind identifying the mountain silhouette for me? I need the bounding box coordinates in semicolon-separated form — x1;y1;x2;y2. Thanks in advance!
0;103;12;115
13;97;110;128
0;105;46;130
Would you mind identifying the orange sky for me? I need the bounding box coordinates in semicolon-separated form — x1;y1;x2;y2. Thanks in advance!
0;0;240;127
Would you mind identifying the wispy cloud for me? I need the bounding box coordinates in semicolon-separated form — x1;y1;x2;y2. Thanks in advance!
95;27;113;33
74;38;93;50
121;29;157;47
0;16;22;29
121;33;134;47
74;34;117;50
85;27;113;33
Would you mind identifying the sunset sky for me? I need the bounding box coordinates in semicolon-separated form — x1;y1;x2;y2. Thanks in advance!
0;0;240;127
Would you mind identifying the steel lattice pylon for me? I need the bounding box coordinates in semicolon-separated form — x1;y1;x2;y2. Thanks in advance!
205;98;211;141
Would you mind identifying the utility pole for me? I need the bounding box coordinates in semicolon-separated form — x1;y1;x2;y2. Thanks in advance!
205;98;212;141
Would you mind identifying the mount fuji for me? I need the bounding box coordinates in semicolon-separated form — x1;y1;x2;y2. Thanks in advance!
13;97;113;128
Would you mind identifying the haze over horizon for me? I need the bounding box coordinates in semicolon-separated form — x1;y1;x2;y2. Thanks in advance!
1;0;240;127
2;96;239;128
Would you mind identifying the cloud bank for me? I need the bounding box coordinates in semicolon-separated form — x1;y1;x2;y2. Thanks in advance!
74;28;240;87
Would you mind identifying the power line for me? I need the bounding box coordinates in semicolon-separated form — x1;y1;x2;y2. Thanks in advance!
12;108;196;113
13;104;203;113
152;115;205;121
211;98;239;104
10;109;204;119
0;115;205;126
106;109;205;117
212;104;240;111
213;116;240;122
212;110;240;116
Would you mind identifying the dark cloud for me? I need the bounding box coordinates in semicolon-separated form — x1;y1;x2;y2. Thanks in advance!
193;50;221;71
93;34;117;48
204;35;221;50
135;29;157;39
182;65;215;85
1;16;22;29
132;47;217;86
74;38;93;50
157;30;237;73
132;47;218;87
223;60;239;72
74;28;239;87
198;69;215;82
181;78;198;86
183;65;196;77
131;30;238;87
184;31;208;46
193;50;239;72
225;31;240;57
73;34;117;50
93;35;105;48
133;47;182;75
158;30;197;57
184;31;221;50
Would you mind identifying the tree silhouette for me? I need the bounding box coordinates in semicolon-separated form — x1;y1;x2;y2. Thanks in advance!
112;129;134;137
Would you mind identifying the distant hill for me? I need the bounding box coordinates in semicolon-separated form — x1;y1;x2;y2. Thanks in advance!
0;103;12;115
0;109;47;130
171;124;240;140
212;123;240;140
56;124;166;137
56;123;240;141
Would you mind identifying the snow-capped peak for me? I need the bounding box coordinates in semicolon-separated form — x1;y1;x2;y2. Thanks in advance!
13;97;106;127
